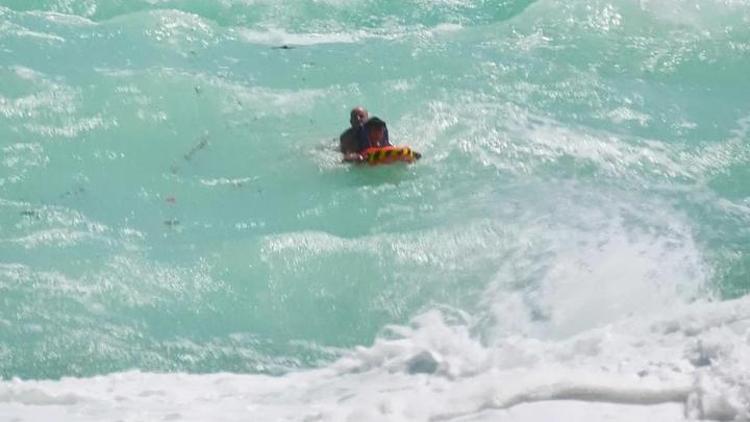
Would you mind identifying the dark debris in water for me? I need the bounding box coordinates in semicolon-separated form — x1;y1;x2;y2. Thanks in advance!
59;186;86;199
184;135;209;161
20;210;40;219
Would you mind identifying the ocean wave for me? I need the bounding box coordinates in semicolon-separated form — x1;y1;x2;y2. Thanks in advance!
2;0;748;416
1;294;748;420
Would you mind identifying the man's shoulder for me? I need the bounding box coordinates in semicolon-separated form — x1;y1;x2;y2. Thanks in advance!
339;127;355;140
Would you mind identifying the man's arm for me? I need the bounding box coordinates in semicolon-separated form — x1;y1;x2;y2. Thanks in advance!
339;128;355;153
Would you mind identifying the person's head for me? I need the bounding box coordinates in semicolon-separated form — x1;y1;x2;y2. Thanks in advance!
363;117;387;145
350;106;368;128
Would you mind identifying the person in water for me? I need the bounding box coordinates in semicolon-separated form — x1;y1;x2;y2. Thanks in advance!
357;117;392;152
343;116;392;162
341;109;421;162
359;119;421;161
340;106;368;162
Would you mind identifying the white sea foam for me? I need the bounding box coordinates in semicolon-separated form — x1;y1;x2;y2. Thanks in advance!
402;97;750;186
23;114;113;138
0;215;728;420
199;176;258;187
0;293;748;421
234;22;462;47
0;143;49;187
144;9;218;49
0;72;77;119
235;27;364;46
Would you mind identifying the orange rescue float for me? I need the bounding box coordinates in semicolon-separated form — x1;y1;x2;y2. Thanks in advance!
362;146;421;165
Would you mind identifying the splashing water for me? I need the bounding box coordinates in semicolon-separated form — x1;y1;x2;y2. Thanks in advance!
1;0;749;420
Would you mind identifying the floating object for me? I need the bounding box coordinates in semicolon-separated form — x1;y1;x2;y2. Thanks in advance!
362;146;421;165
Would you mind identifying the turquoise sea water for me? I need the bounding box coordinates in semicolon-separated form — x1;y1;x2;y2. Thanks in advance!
1;0;749;387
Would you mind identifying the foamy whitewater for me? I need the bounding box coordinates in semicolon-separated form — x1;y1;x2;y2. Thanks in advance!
1;0;749;420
